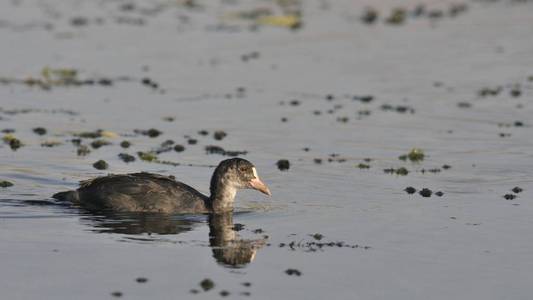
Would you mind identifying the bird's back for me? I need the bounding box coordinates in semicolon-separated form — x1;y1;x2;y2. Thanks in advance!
61;173;209;213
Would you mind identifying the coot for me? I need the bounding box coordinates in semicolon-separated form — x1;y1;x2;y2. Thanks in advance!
53;158;271;213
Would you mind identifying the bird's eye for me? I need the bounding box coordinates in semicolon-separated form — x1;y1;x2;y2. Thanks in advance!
239;167;247;173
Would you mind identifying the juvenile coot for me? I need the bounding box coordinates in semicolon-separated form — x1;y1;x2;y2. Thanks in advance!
52;158;271;213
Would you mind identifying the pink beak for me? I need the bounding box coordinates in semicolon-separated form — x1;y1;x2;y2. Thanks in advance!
250;177;271;196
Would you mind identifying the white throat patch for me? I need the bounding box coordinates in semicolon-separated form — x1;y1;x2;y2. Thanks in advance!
252;167;258;178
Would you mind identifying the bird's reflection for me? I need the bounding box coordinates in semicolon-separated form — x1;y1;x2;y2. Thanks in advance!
80;210;266;267
81;211;198;235
209;213;266;268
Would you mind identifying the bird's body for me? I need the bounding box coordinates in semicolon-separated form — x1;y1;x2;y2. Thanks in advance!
53;158;270;214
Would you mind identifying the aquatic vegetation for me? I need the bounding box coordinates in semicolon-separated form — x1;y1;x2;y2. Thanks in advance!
199;278;215;291
92;160;108;170
399;148;425;162
118;153;135;163
41;140;62;147
134;128;162;138
0;180;14;188
2;134;23;150
357;163;370;169
384;167;409;176
137;151;158;162
386;8;406;25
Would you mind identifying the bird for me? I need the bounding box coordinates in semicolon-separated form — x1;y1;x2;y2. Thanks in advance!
52;158;271;213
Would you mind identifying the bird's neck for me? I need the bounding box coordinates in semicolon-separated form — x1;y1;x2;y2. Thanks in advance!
209;183;237;212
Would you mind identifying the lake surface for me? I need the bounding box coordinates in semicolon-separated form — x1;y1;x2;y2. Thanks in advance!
1;0;533;299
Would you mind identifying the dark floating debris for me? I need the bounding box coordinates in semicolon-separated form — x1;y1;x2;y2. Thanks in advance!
277;159;290;171
313;158;322;164
92;160;108;170
154;140;175;154
198;130;209;136
279;237;371;252
200;279;215;292
435;191;444;197
419;188;432;197
118;153;135;163
98;78;113;86
420;168;441;174
120;141;131;148
285;269;302;276
457;102;471;108
32;127;47;135
41;140;62;147
233;223;245;231
90;139;111;149
74;130;106;139
110;291;123;297
77;145;91;156
141;77;159;89
336;116;349;123
503;194;516;200
205;145;225;155
0;180;14;188
213;130;227;141
404;187;416;194
512;187;523;194
242;282;252;287
173;144;185;152
357;163;370;169
205;145;247;156
70;16;89;27
381;104;415;114
311;233;323;241
384;167;408;176
135;277;148;283
510;88;521;98
478;86;502;97
361;8;378;24
353;95;374;103
134;128;162;138
442;164;451;170
188;138;198;145
219;290;230;297
289;99;300;106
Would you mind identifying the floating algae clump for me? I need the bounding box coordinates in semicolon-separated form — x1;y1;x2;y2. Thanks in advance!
137;151;158;162
0;180;14;188
2;134;23;151
399;148;425;162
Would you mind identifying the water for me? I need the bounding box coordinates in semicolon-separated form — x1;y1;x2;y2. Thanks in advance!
1;0;533;299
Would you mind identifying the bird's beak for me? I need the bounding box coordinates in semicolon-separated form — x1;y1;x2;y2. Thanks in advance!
250;177;271;196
